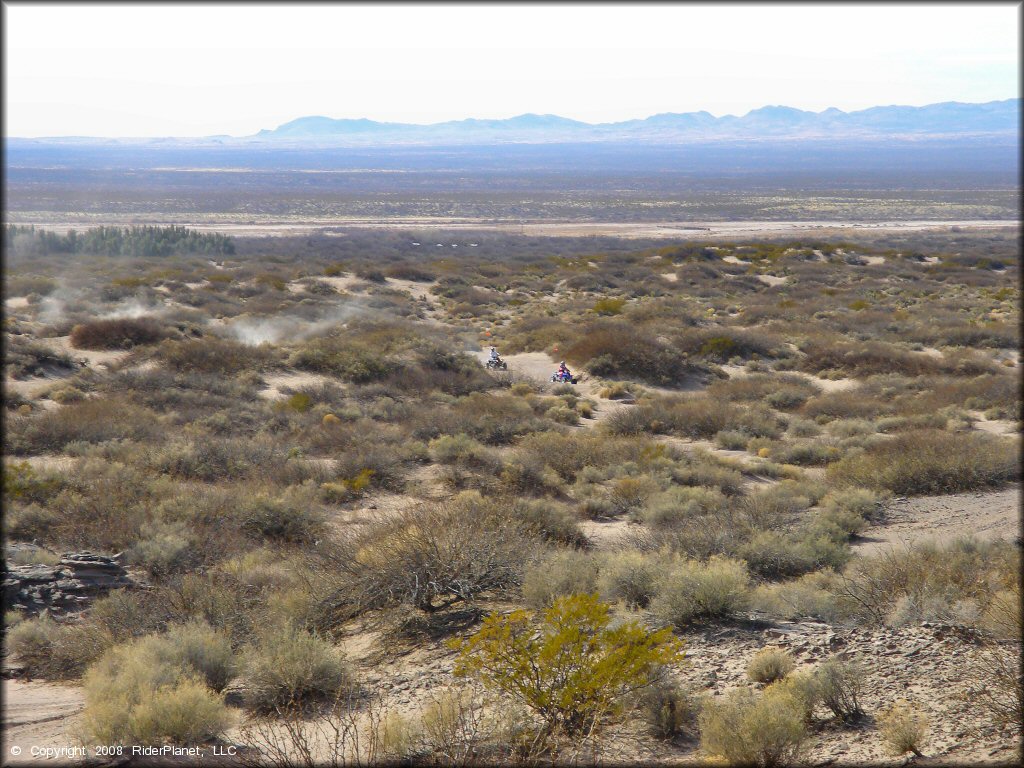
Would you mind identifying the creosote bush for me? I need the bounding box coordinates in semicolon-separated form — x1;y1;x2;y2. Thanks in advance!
452;593;684;740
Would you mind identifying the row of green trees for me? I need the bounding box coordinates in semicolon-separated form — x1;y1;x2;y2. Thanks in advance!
3;224;235;257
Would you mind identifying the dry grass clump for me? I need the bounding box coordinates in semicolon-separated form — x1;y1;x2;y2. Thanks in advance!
652;556;751;628
747;648;796;684
698;685;808;766
244;624;354;713
877;701;928;757
826;428;1018;495
82;630;234;746
8;613;112;680
521;549;599;607
69;317;167;349
835;537;1019;627
676;327;780;363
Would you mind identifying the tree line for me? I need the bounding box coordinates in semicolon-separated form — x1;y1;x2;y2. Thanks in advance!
4;224;235;257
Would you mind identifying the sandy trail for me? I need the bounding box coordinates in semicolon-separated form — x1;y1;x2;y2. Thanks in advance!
853;484;1020;557
1;679;87;765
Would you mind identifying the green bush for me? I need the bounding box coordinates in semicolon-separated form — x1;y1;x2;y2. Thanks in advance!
652;556;751;628
452;594;684;739
698;685;808;767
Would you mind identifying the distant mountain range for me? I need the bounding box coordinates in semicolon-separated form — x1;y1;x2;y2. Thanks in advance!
8;99;1018;147
246;99;1020;146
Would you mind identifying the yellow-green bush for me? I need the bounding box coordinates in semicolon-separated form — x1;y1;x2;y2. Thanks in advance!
452;593;684;739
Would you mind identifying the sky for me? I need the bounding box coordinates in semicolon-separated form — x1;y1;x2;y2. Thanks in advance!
4;3;1020;137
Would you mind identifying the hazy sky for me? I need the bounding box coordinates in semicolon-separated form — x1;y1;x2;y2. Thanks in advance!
4;3;1019;137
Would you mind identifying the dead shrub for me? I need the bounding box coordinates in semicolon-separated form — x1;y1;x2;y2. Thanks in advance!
69;317;167;350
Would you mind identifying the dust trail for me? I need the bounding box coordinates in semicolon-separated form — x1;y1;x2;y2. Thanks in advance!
221;298;374;346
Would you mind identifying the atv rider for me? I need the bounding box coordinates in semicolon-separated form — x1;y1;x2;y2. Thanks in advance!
489;346;503;364
556;361;572;382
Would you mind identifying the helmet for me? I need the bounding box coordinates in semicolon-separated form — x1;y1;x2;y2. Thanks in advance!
560;361;565;365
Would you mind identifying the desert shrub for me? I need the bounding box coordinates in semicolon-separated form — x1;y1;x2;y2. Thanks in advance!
591;297;626;315
148;438;285;483
8;613;111;679
240;494;326;544
4;336;78;379
511;498;584;546
320;495;537;616
826;429;1018;495
289;338;397;383
608;474;659;515
740;529;849;580
452;593;684;739
678;328;779;363
802;390;893;421
652;556;751;628
69;317;167;349
766;670;822;723
764;387;812;410
515;431;641;483
128;521;196;579
597;551;661;609
82;636;232;745
813;658;865;722
142;621;237;692
420;687;487;765
245;624;353;713
747;648;795;684
564;320;696;386
799;338;944;378
157;337;278;375
521;549;599;607
877;701;928;757
641;671;698;740
834;537;1019;627
6;399;159;454
638;486;727;527
698;685;808;767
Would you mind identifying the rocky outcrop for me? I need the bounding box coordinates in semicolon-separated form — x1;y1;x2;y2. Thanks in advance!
3;552;135;616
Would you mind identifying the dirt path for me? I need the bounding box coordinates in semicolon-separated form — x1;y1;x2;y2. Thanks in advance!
853;484;1020;556
1;679;87;765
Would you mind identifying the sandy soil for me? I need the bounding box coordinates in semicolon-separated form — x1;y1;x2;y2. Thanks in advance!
4;377;60;399
853;484;1021;557
660;272;678;282
46;336;130;369
1;679;87;765
756;274;788;286
6;296;31;310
